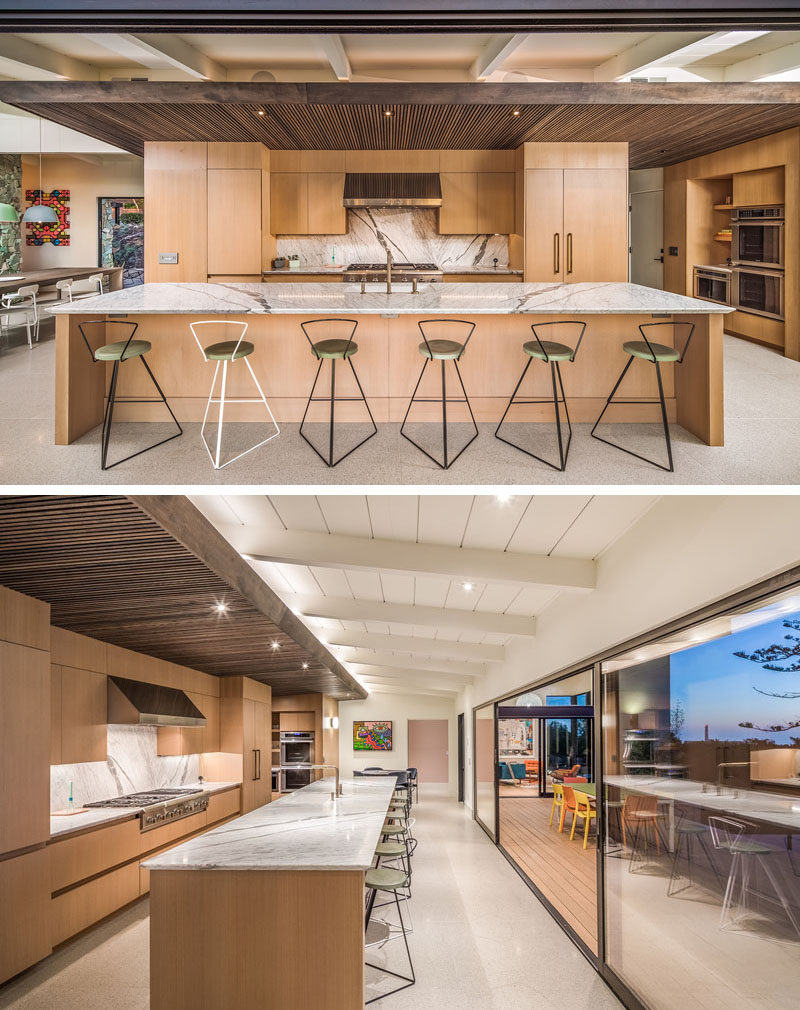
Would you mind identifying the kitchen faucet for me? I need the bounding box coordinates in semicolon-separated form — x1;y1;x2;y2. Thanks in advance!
285;762;343;800
716;761;750;794
386;249;392;294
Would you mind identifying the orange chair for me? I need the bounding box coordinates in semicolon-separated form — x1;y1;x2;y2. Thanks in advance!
559;785;578;834
551;764;582;782
525;760;540;781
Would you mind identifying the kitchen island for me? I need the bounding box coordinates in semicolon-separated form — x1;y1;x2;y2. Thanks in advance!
50;280;733;447
144;775;396;1010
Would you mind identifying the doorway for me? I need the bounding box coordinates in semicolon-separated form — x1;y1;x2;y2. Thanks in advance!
408;718;449;783
98;196;144;287
629;168;664;289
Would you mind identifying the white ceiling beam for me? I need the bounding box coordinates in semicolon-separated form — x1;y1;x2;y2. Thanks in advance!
470;34;527;81
288;594;536;637
357;678;459;699
327;631;505;663
0;36;98;80
317;35;351;81
339;649;483;678
593;32;712;81
350;666;466;691
84;34;224;80
243;531;595;591
723;39;800;81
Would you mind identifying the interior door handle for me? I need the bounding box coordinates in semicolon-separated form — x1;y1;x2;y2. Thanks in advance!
567;232;573;274
554;233;560;274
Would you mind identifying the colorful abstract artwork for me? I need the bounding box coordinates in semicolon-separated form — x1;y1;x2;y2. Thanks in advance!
25;188;70;245
353;720;393;751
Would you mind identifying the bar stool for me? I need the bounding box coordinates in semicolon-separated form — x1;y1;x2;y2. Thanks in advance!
667;818;723;897
495;320;586;471
364;867;415;1003
400;318;478;469
78;319;182;470
299;317;377;467
591;320;695;472
189;320;279;470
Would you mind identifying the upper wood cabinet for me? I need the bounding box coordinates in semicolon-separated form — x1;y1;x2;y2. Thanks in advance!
732;166;785;207
307;173;347;234
440;172;515;235
207;169;263;275
280;711;315;732
59;665;107;765
271;172;346;235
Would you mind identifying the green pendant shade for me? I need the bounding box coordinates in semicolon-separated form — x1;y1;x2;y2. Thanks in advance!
0;203;19;224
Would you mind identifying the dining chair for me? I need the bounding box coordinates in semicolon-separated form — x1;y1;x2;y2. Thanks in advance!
0;283;40;348
56;274;104;302
559;785;578;834
549;782;565;827
571;791;597;850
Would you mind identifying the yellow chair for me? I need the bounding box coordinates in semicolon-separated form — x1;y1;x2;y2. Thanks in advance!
571;791;597;850
549;782;564;827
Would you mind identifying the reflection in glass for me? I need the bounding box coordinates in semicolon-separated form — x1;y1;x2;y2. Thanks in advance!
474;702;496;839
602;590;800;1010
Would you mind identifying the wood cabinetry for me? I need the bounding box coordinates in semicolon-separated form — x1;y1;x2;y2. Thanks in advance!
524;165;628;282
51;861;140;948
732;166;785;207
59;665;107;764
271;173;308;234
50;816;142;893
271;172;346;235
307;173;347;233
0;848;51;982
242;699;271;812
440;172;515;235
144;142;208;283
477;172;516;234
207;169;263;275
280;711;315;732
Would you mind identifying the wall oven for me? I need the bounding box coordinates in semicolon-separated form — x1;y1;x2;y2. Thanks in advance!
732;265;784;320
731;207;784;268
693;265;731;306
280;731;314;765
281;766;312;791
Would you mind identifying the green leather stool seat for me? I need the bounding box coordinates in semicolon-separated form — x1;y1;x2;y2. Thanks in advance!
312;338;358;359
381;824;406;837
204;339;255;361
623;339;680;362
376;841;407;857
676;821;708;835
94;339;151;361
418;338;464;360
729;840;775;855
522;339;574;362
366;867;408;892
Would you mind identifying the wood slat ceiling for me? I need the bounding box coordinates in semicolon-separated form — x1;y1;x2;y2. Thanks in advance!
0;496;364;699
3;82;800;168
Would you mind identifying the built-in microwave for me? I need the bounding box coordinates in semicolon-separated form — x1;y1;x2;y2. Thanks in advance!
732;265;784;321
731;207;784;268
693;265;731;305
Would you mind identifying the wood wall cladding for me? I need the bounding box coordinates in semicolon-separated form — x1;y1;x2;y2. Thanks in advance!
2;82;800;170
0;496;364;699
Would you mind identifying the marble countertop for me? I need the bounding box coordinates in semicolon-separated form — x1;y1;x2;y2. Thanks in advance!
48;280;735;317
49;781;241;840
262;265;520;275
263;266;346;274
143;776;396;871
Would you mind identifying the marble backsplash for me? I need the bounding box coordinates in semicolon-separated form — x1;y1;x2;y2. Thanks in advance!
276;207;509;270
50;725;200;811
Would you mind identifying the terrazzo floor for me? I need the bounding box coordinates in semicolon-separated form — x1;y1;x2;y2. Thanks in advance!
1;323;798;485
0;789;624;1010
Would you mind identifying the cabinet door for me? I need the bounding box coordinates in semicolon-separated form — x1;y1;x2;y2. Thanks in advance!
270;173;308;234
51;663;62;764
524;169;564;281
477;173;515;234
307;173;346;234
207;169;262;274
61;666;107;765
439;173;478;234
0;642;49;853
253;702;271;808
241;699;257;812
296;712;315;732
281;712;298;732
0;847;50;984
563;168;628;282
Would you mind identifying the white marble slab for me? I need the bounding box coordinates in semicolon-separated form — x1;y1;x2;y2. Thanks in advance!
49;781;241;839
49;280;735;317
143;777;396;871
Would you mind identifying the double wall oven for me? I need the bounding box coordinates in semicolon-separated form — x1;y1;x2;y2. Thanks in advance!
279;731;315;791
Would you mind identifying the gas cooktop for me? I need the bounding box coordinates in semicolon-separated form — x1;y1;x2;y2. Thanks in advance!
345;262;440;272
85;787;202;808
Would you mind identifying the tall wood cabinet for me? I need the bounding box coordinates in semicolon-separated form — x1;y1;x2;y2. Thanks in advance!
219;677;272;814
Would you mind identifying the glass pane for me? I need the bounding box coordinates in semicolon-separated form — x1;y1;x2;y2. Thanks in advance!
602;587;800;1010
474;702;496;839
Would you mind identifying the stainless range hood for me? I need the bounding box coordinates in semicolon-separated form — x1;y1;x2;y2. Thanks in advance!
107;676;207;728
343;173;442;208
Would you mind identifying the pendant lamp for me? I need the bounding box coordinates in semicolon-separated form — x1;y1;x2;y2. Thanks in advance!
0;203;19;224
22;118;58;225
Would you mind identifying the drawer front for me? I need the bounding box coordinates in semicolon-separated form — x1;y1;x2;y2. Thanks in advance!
138;809;208;854
207;788;241;825
51;862;140;947
50;817;141;893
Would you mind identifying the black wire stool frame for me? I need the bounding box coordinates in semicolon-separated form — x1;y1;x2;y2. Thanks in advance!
590;320;695;473
400;318;478;470
364;873;415;1004
298;318;378;467
494;320;586;472
78;319;182;471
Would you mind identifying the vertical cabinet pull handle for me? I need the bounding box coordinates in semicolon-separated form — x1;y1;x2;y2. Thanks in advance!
567;232;573;274
253;748;260;781
554;233;560;274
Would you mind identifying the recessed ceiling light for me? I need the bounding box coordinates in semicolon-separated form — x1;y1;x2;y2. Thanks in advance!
462;582;474;593
512;108;521;117
257;110;265;116
214;602;228;613
302;661;309;670
384;108;392;117
495;493;513;504
271;641;281;651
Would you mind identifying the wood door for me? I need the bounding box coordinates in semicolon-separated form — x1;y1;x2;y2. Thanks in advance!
439;172;478;234
0;642;49;854
60;665;107;764
0;847;50;984
207;169;262;275
307;173;347;234
524;169;564;281
477;172;515;234
563;168;629;282
407;719;449;784
270;173;308;234
241;699;257;812
253;702;271;808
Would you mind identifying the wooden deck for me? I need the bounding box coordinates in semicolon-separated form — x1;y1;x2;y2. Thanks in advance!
499;794;598;953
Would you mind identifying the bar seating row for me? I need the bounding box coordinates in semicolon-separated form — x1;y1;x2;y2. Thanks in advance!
77;316;695;473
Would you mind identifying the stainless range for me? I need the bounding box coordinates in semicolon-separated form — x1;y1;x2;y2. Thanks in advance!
343;262;443;283
85;787;208;832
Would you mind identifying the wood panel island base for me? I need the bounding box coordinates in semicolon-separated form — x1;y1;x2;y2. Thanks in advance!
51;281;732;448
145;777;396;1010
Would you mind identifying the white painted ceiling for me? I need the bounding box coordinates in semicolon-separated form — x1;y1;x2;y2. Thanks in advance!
191;495;659;699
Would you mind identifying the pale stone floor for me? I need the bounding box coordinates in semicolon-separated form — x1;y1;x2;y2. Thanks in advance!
0;789;623;1010
1;322;798;485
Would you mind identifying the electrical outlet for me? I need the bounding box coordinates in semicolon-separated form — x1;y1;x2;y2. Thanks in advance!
158;252;179;264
